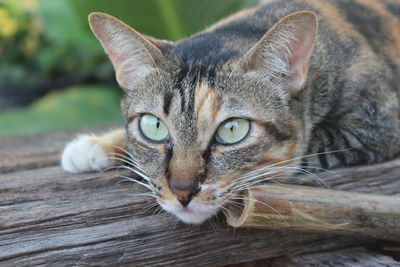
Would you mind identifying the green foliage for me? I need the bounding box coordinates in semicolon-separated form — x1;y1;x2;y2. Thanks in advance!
69;0;258;40
37;0;109;77
0;0;111;88
0;85;123;136
0;0;258;136
69;0;257;41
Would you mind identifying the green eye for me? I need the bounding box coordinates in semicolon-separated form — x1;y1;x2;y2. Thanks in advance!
216;118;250;144
139;114;169;142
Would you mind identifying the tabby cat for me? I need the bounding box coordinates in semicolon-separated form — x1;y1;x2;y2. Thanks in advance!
61;0;400;224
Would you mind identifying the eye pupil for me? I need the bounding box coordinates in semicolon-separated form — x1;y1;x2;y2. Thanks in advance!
156;120;160;129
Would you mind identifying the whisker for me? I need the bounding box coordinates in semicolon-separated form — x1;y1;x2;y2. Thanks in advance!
232;171;284;190
242;149;350;178
230;195;291;229
150;205;163;216
235;167;281;182
110;145;151;170
207;217;217;233
105;157;147;176
296;163;335;174
111;165;151;182
109;151;146;169
154;206;165;216
286;166;332;190
239;183;287;191
108;154;148;174
239;174;328;191
261;166;331;189
126;192;155;198
118;175;154;191
223;199;246;208
219;205;236;222
111;145;134;159
140;202;159;213
233;164;331;191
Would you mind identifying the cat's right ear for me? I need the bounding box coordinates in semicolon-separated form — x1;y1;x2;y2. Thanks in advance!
89;12;170;89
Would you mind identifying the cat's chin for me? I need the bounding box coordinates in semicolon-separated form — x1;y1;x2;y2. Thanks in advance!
159;202;220;225
173;209;215;224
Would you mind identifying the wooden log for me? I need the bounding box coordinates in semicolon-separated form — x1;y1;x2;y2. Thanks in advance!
0;131;399;265
225;184;400;241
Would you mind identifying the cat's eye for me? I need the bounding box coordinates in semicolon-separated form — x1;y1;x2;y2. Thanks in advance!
215;118;250;144
139;114;169;142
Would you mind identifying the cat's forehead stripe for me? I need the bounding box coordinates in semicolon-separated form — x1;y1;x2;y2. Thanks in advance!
194;81;220;121
194;81;211;117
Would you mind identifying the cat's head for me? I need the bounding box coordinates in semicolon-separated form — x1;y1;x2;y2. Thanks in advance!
89;11;317;224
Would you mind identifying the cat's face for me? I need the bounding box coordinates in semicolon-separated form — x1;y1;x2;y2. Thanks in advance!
89;11;317;223
121;69;302;223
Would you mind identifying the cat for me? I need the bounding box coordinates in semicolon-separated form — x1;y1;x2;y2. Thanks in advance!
61;0;400;224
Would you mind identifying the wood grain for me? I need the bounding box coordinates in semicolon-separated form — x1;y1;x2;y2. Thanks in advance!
0;126;117;173
268;247;400;266
0;130;399;266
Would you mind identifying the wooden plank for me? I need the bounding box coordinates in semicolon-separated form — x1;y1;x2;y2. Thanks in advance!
0;166;358;266
0;131;399;266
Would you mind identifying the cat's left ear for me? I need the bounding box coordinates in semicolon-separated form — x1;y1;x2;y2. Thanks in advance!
89;12;171;90
237;11;318;96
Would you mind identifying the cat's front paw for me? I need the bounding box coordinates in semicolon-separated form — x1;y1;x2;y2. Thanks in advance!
61;136;111;173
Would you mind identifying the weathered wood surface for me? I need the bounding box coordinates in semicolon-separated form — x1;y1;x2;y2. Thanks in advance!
0;126;115;173
266;247;400;266
0;129;399;266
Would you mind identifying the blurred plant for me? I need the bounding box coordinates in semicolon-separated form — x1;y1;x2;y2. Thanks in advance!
0;0;113;110
0;0;42;89
0;85;122;136
0;0;259;136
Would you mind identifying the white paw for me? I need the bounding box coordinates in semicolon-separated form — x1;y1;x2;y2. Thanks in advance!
61;136;111;173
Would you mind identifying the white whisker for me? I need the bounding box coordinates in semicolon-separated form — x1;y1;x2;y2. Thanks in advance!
109;151;145;168
108;154;148;174
127;192;155;198
118;175;154;191
111;165;151;182
230;196;291;229
243;149;349;178
140;202;159;213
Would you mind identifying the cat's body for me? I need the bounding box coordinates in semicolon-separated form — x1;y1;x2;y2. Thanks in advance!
62;0;400;224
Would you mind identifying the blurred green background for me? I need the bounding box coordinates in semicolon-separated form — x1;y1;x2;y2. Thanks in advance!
0;0;258;136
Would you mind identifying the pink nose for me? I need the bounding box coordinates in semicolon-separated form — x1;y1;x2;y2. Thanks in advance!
171;189;193;207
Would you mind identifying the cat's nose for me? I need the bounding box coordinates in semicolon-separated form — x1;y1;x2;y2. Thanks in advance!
172;189;194;207
169;182;200;207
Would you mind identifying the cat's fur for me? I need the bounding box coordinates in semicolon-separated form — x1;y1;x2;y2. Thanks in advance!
61;0;400;224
